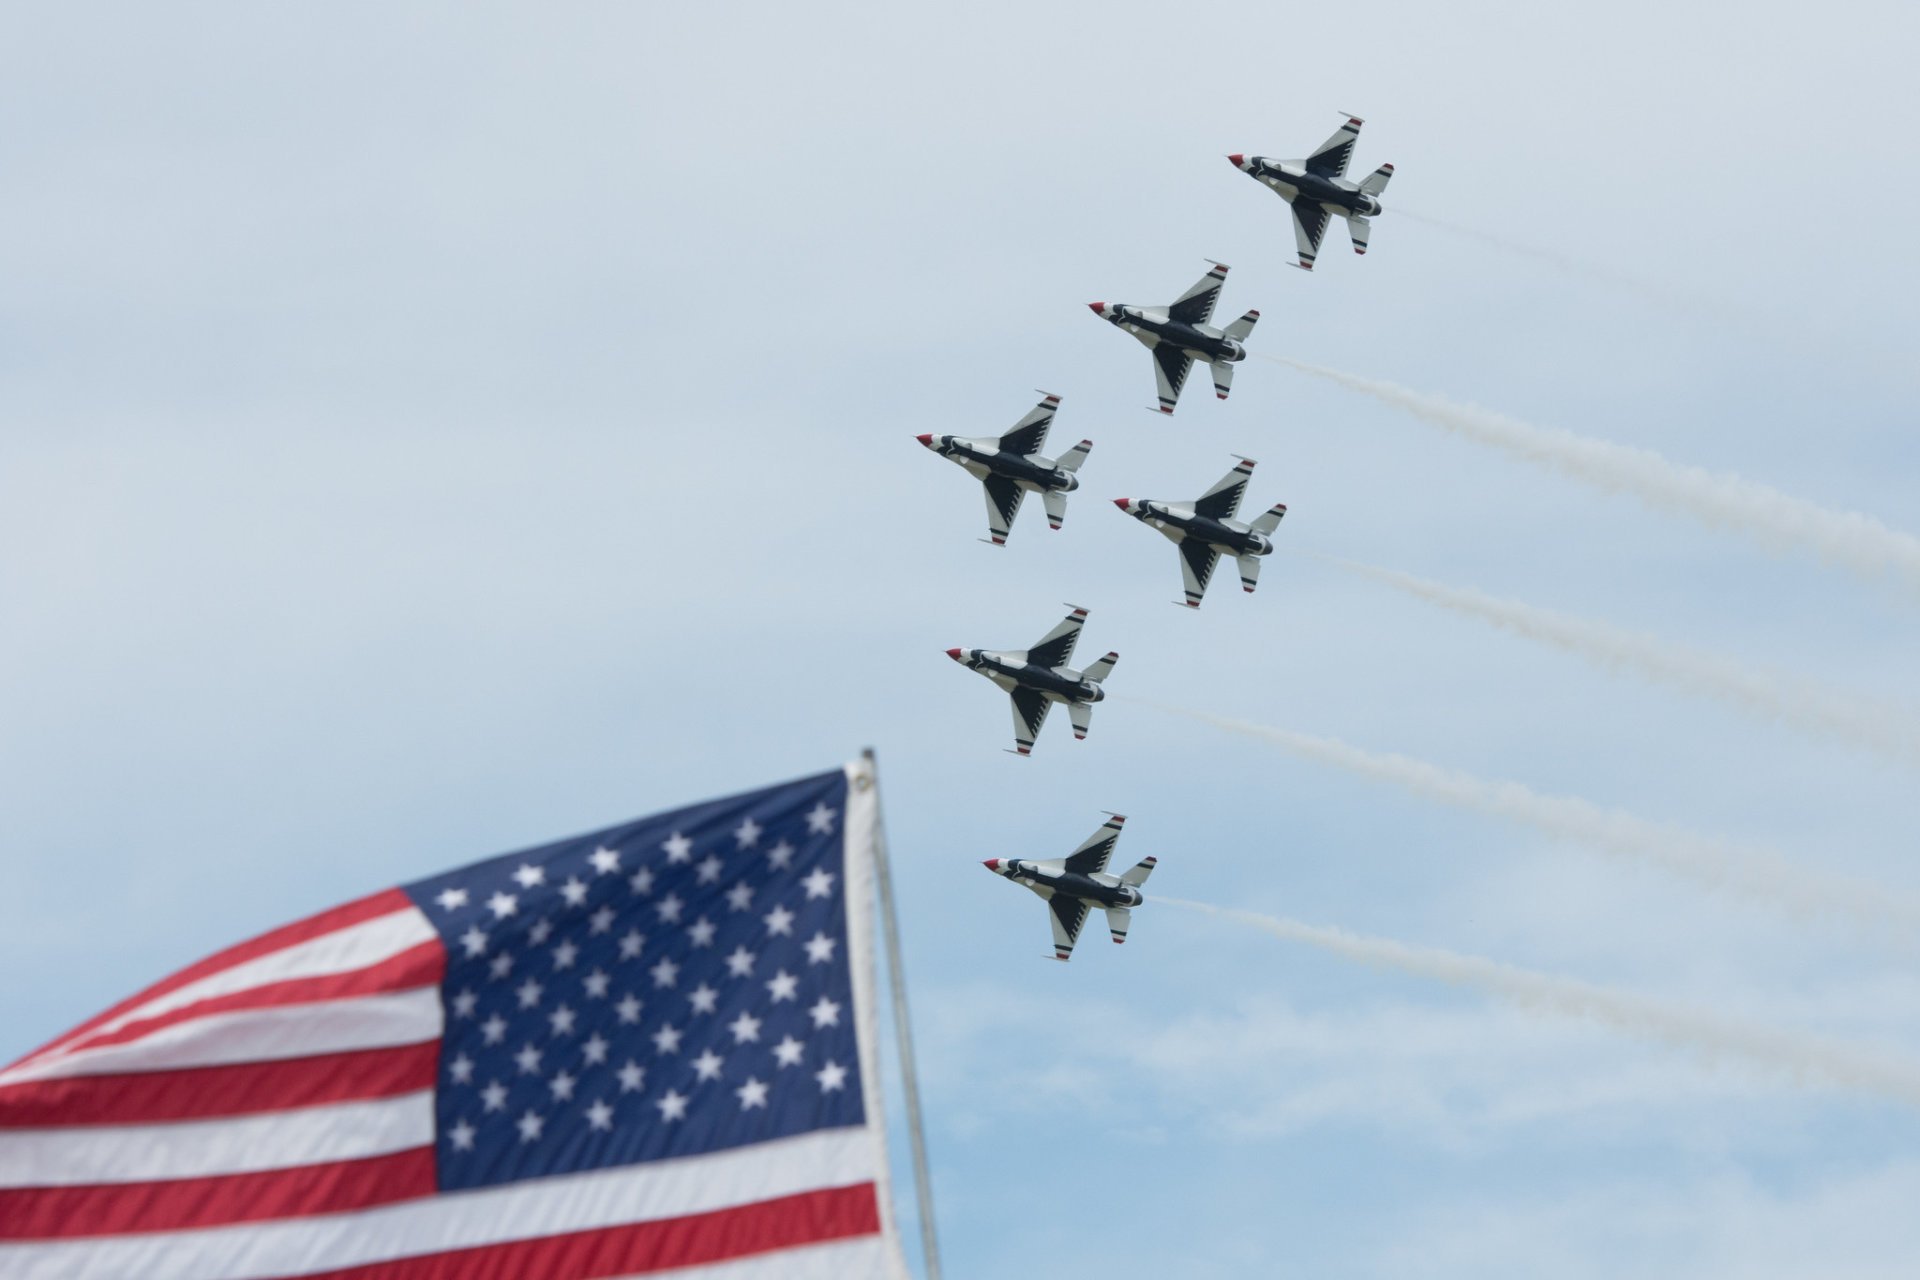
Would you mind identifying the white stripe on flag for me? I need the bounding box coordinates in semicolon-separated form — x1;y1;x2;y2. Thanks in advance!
0;1091;434;1188
0;988;443;1086
0;1128;881;1280
607;1234;903;1280
44;908;438;1052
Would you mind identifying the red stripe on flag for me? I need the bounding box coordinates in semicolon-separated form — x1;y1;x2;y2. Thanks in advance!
0;1042;440;1128
296;1183;880;1280
59;941;445;1057
0;1147;437;1241
10;889;416;1069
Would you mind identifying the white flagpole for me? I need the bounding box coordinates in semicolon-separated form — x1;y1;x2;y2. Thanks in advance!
862;747;943;1280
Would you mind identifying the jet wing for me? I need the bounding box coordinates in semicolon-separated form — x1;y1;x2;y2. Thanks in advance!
1151;344;1195;415
1165;262;1228;326
1291;201;1332;270
1048;895;1090;961
1009;687;1051;756
982;475;1026;545
1178;538;1221;608
1305;116;1363;178
1062;813;1126;876
996;393;1060;458
1193;457;1255;520
1025;606;1086;670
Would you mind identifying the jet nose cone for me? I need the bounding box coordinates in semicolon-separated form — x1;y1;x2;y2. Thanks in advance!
1088;301;1106;316
915;433;934;447
1227;153;1244;167
1112;498;1131;511
982;859;1001;872
945;647;964;661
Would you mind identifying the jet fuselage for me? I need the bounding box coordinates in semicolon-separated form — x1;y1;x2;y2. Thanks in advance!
1098;307;1246;366
1128;503;1273;557
957;650;1103;704
994;859;1144;910
1243;158;1383;217
933;438;1079;492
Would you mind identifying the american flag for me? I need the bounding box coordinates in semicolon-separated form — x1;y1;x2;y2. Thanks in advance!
0;763;911;1279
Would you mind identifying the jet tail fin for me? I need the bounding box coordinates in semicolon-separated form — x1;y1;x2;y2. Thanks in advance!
1118;855;1157;887
1080;650;1119;683
1104;905;1132;944
1222;309;1260;342
1067;700;1094;740
1054;438;1092;474
1235;554;1263;594
1358;162;1394;196
1249;502;1287;535
1346;214;1372;255
1041;489;1069;531
1210;360;1234;401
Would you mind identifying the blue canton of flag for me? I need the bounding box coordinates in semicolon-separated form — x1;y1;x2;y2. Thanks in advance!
405;768;864;1192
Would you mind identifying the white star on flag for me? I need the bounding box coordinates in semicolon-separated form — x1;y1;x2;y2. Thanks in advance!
809;996;841;1029
450;1120;477;1150
733;816;762;848
560;877;588;906
764;905;795;936
512;864;545;889
548;1071;576;1101
767;841;796;870
585;1100;614;1131
481;1081;508;1111
688;983;719;1015
652;1024;684;1055
436;887;469;912
766;970;799;1002
487;892;518;919
582;1033;609;1065
662;832;693;863
460;926;488;957
448;1053;474;1083
804;932;837;965
656;1090;689;1121
725;946;756;977
589;846;622;875
583;969;611;999
736;1077;770;1110
729;1011;763;1043
687;917;717;947
629;867;654;895
616;1061;645;1092
515;978;543;1009
692;1049;725;1081
650;957;680;988
815;1060;848;1092
801;869;835;900
805;803;837;834
773;1036;805;1068
725;882;754;911
514;1043;542;1074
517;1110;544;1142
696;855;723;884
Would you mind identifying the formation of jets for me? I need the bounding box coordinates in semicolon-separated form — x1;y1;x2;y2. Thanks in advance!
917;113;1394;958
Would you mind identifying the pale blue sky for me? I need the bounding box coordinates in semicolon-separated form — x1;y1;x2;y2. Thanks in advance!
6;3;1920;1275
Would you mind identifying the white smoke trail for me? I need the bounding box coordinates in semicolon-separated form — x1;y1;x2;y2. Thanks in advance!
1264;356;1920;595
1134;699;1920;933
1321;555;1920;770
1394;207;1748;328
1162;897;1920;1109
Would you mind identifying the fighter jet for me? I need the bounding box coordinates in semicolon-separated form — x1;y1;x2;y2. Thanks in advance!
982;813;1157;961
917;393;1092;546
1228;115;1394;270
1088;261;1259;415
1114;456;1287;607
947;605;1117;756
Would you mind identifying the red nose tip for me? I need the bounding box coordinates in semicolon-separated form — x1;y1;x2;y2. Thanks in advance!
945;648;963;661
982;859;1001;871
1227;153;1244;166
1112;498;1131;511
1088;302;1106;315
916;433;933;446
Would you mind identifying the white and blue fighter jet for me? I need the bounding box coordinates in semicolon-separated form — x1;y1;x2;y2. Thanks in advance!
947;606;1117;756
1114;455;1288;607
1088;261;1259;414
983;813;1158;961
917;393;1092;546
1229;114;1394;270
